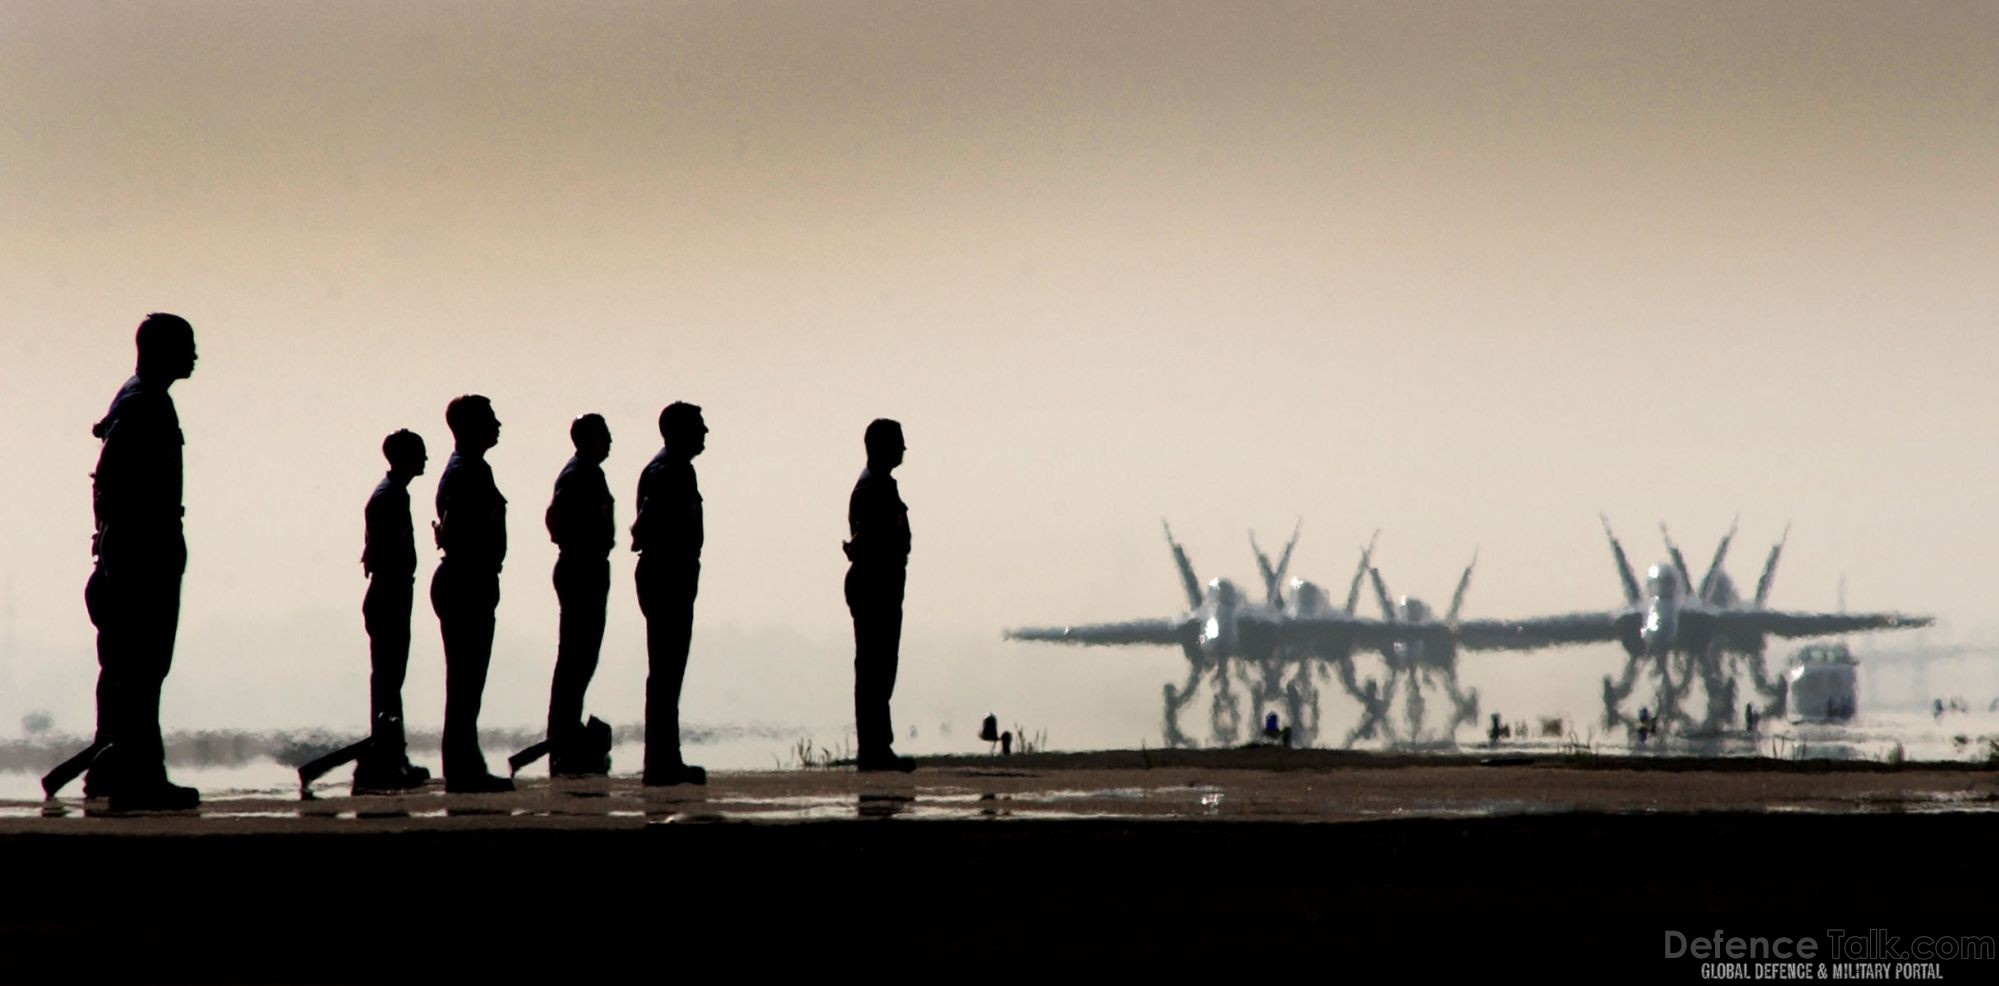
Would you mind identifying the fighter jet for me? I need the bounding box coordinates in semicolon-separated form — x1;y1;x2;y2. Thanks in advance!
1005;521;1432;746
1457;516;1932;734
1344;554;1483;745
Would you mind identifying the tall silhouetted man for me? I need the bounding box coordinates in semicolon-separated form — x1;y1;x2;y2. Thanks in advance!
355;429;432;792
84;312;201;810
845;418;915;772
632;402;707;786
543;413;615;775
431;395;514;793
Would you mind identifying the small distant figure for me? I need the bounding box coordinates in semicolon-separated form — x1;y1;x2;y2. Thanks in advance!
1487;712;1511;748
430;395;514;793
355;429;432;792
1635;706;1654;744
1933;698;1945;720
1261;712;1294;748
542;414;617;776
80;313;202;811
1743;703;1760;734
1000;731;1013;756
632;402;708;786
980;713;1000;754
844;419;916;773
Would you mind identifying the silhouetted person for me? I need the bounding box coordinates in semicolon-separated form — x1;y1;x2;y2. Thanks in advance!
543;413;615;775
355;429;432;792
845;418;915;772
430;395;514;793
632;402;707;786
83;313;201;810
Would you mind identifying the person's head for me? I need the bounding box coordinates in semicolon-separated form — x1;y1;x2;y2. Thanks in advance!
134;312;197;383
864;418;904;471
571;413;612;464
658;402;706;458
445;395;501;452
382;429;428;479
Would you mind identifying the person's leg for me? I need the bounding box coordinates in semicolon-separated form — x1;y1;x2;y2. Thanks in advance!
643;559;700;782
880;573;904;750
106;556;196;807
548;555;609;753
124;561;182;787
849;572;892;759
364;579;414;757
84;566;122;797
435;564;478;779
360;578;421;788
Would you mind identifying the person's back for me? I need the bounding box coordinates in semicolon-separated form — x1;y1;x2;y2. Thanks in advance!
92;376;184;553
363;476;416;582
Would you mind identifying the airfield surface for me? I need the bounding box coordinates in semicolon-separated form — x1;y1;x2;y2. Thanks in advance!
5;747;1998;831
5;750;1996;979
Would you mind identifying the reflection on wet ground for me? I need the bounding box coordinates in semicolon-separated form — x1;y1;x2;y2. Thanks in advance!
3;750;1998;834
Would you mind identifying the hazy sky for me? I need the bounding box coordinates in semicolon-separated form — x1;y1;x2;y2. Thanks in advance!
3;2;1995;749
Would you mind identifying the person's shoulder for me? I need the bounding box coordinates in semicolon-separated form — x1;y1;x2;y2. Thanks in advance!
854;467;897;495
95;377;169;436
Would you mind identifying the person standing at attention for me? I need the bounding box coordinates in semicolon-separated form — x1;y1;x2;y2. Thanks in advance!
354;428;433;792
431;395;514;793
541;413;616;776
632;402;708;786
844;418;915;773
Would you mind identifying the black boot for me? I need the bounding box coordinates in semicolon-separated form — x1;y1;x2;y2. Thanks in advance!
551;715;613;777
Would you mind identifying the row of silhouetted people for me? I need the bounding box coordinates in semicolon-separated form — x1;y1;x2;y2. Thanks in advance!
75;313;915;810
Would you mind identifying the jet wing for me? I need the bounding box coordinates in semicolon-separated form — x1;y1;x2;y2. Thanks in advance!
1262;614;1451;651
1005;618;1197;647
1455;612;1628;651
1705;609;1932;640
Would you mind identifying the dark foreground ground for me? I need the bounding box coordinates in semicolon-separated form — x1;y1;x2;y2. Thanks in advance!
4;750;1995;980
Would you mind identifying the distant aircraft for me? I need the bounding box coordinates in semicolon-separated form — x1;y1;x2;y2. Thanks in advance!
1458;516;1932;735
1006;521;1432;747
1344;554;1483;746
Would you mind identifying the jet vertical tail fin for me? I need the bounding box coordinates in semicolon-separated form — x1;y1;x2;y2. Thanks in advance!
1250;519;1300;608
1602;514;1642;605
1343;530;1379;615
1273;519;1300;588
1446;548;1478;624
1252;530;1276;605
1164;520;1204;610
1697;516;1739;603
1753;522;1790;609
1368;566;1397;621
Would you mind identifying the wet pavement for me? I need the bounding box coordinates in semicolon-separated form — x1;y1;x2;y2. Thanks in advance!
5;749;1998;833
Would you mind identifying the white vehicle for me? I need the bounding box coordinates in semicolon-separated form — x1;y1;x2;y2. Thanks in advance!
1785;643;1858;721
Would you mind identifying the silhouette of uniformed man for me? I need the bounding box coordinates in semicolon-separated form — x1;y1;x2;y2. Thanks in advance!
430;395;514;793
355;429;432;792
632;402;707;786
845;418;915;772
543;413;615;775
83;313;202;810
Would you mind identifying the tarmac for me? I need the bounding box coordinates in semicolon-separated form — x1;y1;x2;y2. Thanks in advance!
5;748;1996;979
